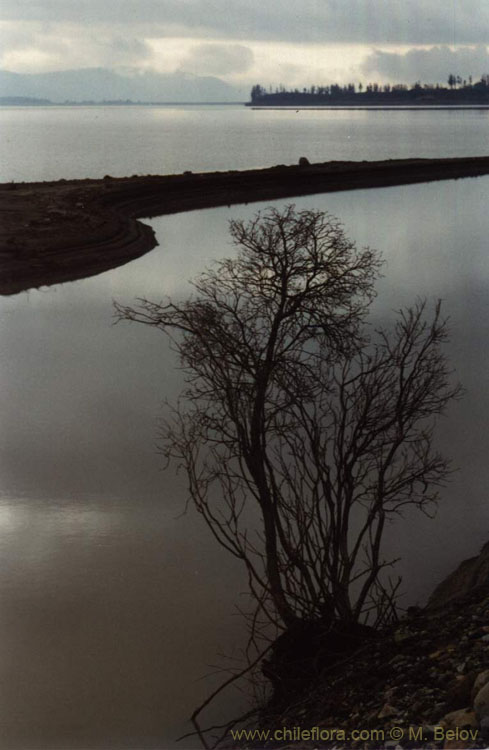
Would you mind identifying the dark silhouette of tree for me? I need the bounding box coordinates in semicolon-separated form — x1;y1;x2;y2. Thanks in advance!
250;84;265;103
248;75;489;106
115;207;461;632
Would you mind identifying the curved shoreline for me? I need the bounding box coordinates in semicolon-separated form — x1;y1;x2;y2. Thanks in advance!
1;156;489;295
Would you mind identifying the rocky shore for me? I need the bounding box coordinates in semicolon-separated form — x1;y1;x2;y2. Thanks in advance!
1;156;489;295
241;543;489;750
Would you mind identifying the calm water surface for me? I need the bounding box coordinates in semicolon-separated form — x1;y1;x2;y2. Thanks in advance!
0;104;488;181
0;105;488;748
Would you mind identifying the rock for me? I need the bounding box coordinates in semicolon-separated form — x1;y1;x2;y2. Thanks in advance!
474;681;489;721
428;540;489;608
439;708;478;729
256;575;489;743
444;738;476;749
406;605;422;618
444;672;476;711
383;687;398;702
429;649;444;660
472;669;489;701
394;626;414;643
377;703;399;718
481;715;489;739
389;654;407;666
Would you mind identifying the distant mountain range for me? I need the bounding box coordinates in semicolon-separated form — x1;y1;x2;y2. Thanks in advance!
0;68;245;103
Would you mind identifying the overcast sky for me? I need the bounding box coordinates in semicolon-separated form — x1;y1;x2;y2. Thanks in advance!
1;0;488;87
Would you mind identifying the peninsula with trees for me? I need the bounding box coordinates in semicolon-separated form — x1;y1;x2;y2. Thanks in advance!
248;74;489;107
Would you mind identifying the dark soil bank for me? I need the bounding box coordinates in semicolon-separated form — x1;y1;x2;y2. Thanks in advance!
240;543;489;749
2;156;489;295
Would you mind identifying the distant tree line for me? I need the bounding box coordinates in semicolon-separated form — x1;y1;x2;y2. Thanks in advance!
249;75;489;106
0;96;53;106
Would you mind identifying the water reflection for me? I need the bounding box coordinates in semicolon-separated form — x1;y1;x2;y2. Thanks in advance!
1;104;488;181
139;179;489;598
0;176;488;747
0;493;247;748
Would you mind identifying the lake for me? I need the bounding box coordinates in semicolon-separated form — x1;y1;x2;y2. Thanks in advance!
1;103;488;181
0;104;488;748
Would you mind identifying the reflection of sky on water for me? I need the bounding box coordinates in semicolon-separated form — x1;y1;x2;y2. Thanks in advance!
0;493;246;747
122;174;489;591
0;176;488;747
1;105;488;181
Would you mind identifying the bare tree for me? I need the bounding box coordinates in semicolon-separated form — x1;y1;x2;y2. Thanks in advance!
115;205;461;632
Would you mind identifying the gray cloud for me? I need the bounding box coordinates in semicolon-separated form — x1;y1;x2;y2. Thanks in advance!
0;22;154;71
179;43;254;76
363;45;489;84
1;0;489;45
90;36;153;69
107;37;152;64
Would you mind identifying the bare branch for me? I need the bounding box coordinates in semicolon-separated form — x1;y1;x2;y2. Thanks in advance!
115;206;461;744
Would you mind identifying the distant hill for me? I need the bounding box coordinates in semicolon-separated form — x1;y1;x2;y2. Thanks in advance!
0;68;245;104
0;96;52;106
